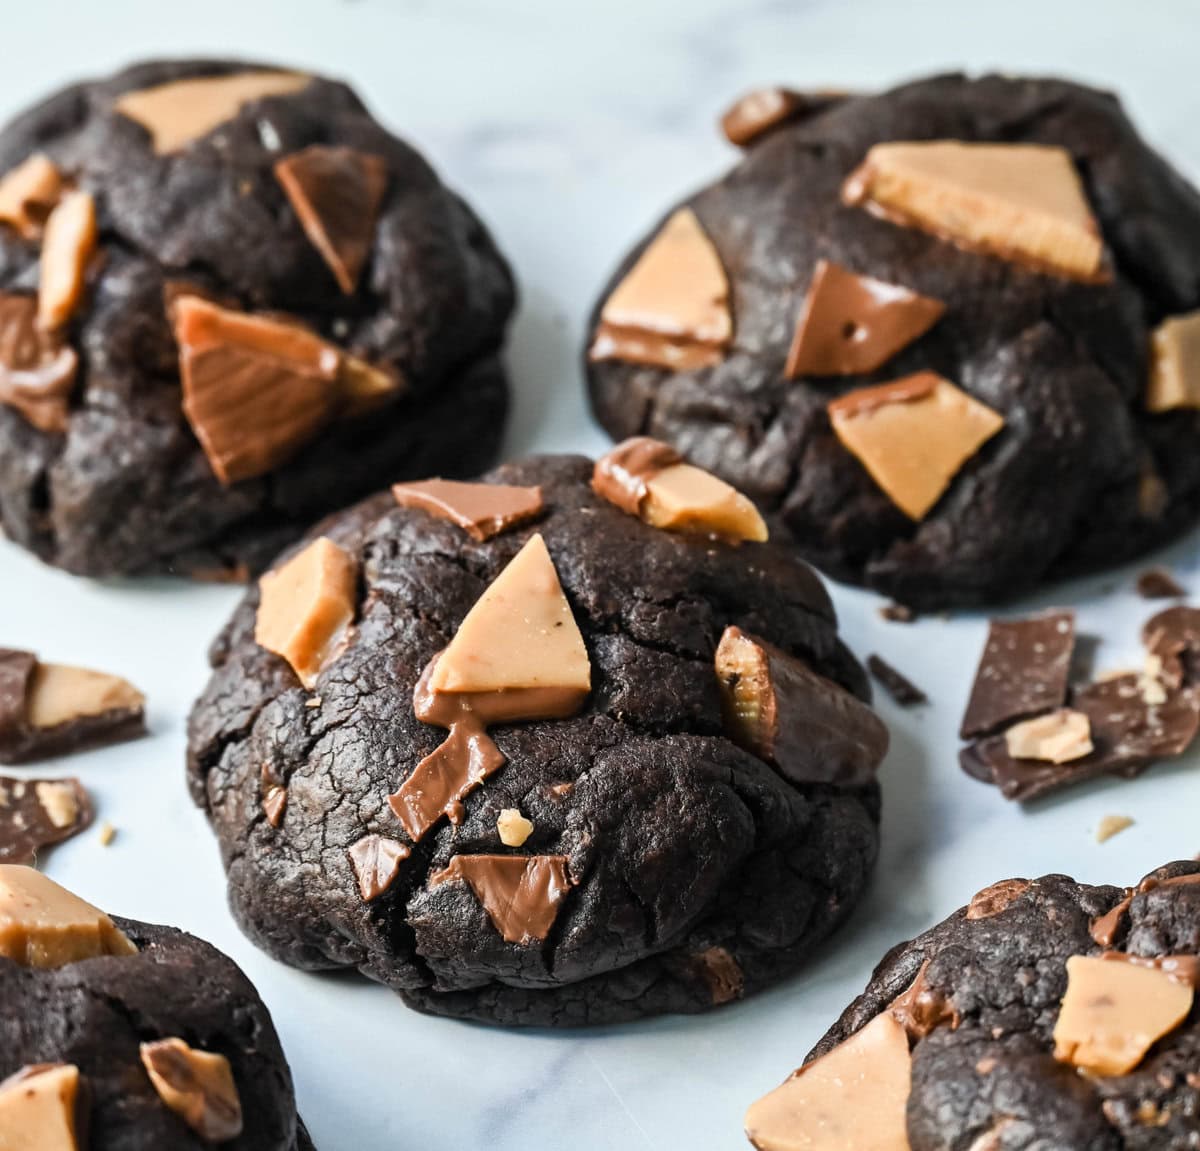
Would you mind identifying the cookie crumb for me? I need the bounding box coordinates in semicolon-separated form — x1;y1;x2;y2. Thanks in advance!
1137;568;1186;599
1096;815;1134;844
98;821;116;846
879;602;915;623
866;654;927;706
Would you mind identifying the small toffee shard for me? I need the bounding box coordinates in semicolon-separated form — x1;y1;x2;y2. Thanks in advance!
589;208;733;371
0;648;145;765
140;1037;244;1142
715;626;888;787
0;153;64;239
720;87;846;148
0;1063;87;1151
0;775;93;863
391;478;544;542
1146;310;1200;412
785;259;945;378
428;854;573;944
842;140;1104;281
347;835;410;902
0;293;78;433
275;145;388;294
827;372;1004;521
592;437;767;542
38;190;97;331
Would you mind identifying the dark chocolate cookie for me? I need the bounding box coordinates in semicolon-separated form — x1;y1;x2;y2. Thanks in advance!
586;74;1200;609
186;450;886;1026
0;58;513;578
745;861;1200;1150
0;865;312;1149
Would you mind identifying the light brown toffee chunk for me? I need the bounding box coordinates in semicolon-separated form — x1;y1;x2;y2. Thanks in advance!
0;293;78;433
114;70;311;154
0;1063;85;1151
1003;708;1093;764
1146;310;1200;412
428;854;573;944
1052;954;1193;1076
744;1012;911;1151
785;259;945;378
589;208;733;370
140;1038;243;1142
715;626;888;787
827;371;1004;520
1095;814;1134;844
496;808;534;847
0;865;136;967
391;478;545;541
0;154;63;239
26;662;145;730
966;878;1030;920
275;145;388;294
842;141;1104;281
347;834;411;902
38;191;96;331
255;536;358;689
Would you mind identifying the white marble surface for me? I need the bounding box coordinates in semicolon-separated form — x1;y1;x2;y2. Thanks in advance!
2;1;1200;1147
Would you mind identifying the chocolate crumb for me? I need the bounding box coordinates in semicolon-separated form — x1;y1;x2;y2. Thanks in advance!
867;654;927;707
1137;568;1187;600
879;602;916;623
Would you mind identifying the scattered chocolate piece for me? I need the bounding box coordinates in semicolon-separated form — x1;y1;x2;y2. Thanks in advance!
878;602;915;624
428;854;573;944
1096;814;1134;844
1137;567;1187;600
965;878;1030;920
690;945;744;1005
785;259;945;378
842;140;1104;281
391;478;545;541
719;87;846;147
1143;604;1200;688
866;653;927;707
261;784;287;828
1146;309;1200;412
38;190;96;330
347;834;410;902
888;960;960;1040
0;1063;86;1149
0;293;78;433
0;776;92;863
140;1037;243;1142
0;154;63;239
274;145;388;294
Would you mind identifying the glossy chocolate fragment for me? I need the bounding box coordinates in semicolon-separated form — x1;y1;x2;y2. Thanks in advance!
888;960;960;1040
0;293;78;432
1143;605;1200;689
866;653;926;707
391;478;545;541
428;854;573;944
347;834;410;902
591;436;683;515
140;1037;243;1142
1136;567;1186;599
0;775;93;863
966;878;1030;920
720;87;846;147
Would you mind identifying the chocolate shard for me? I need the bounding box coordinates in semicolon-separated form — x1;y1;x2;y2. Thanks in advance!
274;145;389;295
719;87;848;147
347;834;410;902
1136;568;1186;600
960;611;1075;738
428;854;573;944
0;293;78;433
0;776;93;863
1143;605;1200;689
866;653;927;707
391;478;544;542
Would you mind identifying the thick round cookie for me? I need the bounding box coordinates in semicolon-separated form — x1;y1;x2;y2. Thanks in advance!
745;861;1200;1150
186;450;886;1026
0;865;312;1149
0;58;513;578
586;74;1200;609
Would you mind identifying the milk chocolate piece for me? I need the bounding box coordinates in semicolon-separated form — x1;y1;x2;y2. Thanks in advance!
1136;568;1186;600
589;208;732;371
0;1063;86;1151
1052;954;1192;1076
347;834;410;902
842;141;1104;281
0;776;93;863
428;854;573;944
140;1038;243;1142
866;653;927;707
888;960;960;1040
1091;873;1200;947
591;436;683;515
38;191;96;331
391;478;545;541
827;372;1004;520
274;145;388;294
0;649;146;765
744;1012;911;1151
0;865;136;966
0;293;78;432
261;783;287;828
1003;708;1093;764
496;809;534;847
0;154;63;239
255;536;358;689
715;626;888;787
960;611;1076;738
114;70;310;154
785;259;945;378
966;878;1030;920
691;945;744;1005
1143;605;1200;689
1146;310;1200;412
720;87;846;147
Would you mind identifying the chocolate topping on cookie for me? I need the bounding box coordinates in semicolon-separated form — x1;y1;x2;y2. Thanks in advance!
140;1038;244;1142
0;776;93;864
347;835;411;902
38;191;96;331
591;436;683;515
965;878;1030;920
0;294;78;433
0;154;63;239
428;854;573;944
0;1063;86;1151
274;145;388;295
1147;310;1200;411
391;478;544;541
720;87;846;147
785;259;945;378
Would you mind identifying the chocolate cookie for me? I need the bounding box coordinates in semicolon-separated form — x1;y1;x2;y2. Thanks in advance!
0;58;513;579
186;449;886;1026
745;861;1200;1150
585;74;1200;609
0;865;312;1148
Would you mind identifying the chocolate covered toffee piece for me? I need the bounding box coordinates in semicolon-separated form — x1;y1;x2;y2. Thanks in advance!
745;862;1200;1150
0;649;145;764
720;87;849;148
187;452;883;1026
0;776;93;864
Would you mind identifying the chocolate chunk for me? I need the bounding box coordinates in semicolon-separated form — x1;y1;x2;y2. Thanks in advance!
689;945;744;1005
427;854;573;944
274;145;388;294
346;834;410;902
0;293;78;433
391;478;544;541
960;611;1075;738
879;602;915;624
888;960;960;1040
866;653;927;707
1143;605;1200;688
0;776;93;863
591;436;683;515
1136;568;1186;599
785;259;945;378
720;87;846;147
966;878;1030;920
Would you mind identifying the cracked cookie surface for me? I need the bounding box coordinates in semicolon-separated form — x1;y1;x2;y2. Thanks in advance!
186;454;882;1026
586;74;1200;609
0;58;514;578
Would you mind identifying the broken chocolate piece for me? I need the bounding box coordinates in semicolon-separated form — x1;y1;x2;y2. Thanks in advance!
1136;568;1186;599
274;145;388;294
716;627;888;786
0;1063;86;1150
879;602;915;624
140;1037;243;1142
842;140;1104;281
1143;605;1200;688
960;611;1075;738
719;87;846;147
785;259;945;378
391;478;545;541
966;878;1030;920
590;435;681;515
827;371;1004;520
0;775;93;863
1003;708;1092;764
428;854;573;944
0;154;63;239
866;653;927;707
347;834;410;902
0;293;78;432
38;190;96;330
1146;310;1200;412
255;536;358;690
589;208;732;371
690;945;744;1005
114;70;311;154
888;960;960;1040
